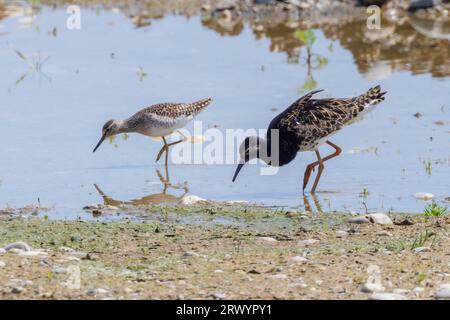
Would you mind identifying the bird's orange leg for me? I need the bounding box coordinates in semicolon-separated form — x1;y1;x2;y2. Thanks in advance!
310;150;324;194
302;141;342;193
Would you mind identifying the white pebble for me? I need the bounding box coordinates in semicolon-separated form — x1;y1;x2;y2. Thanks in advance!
0;260;5;267
414;192;434;200
0;248;5;254
179;195;207;205
269;274;288;280
414;246;431;253
290;256;308;263
336;230;348;237
19;250;48;257
435;284;450;300
365;213;393;225
256;237;277;243
369;293;407;300
298;239;319;246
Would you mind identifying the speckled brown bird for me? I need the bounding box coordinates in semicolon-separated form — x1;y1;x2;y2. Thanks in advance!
232;86;387;193
93;98;212;166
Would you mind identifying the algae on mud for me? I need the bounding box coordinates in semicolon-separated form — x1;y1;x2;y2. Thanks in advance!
0;213;449;299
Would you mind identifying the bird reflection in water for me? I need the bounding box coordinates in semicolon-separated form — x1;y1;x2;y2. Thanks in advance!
94;168;188;207
303;194;323;213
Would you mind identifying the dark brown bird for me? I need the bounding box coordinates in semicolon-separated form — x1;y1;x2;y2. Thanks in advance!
232;86;387;193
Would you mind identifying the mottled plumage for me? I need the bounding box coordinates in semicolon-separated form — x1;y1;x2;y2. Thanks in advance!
233;86;387;193
93;98;212;166
271;86;386;154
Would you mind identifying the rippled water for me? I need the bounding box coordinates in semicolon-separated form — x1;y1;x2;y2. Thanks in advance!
0;4;449;218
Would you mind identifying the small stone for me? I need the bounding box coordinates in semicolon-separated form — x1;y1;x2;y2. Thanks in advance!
414;246;431;253
435;284;450;300
19;250;48;257
182;251;200;258
370;293;407;300
0;260;5;267
256;237;277;243
52;267;69;274
377;231;392;236
360;283;385;293
11;287;26;294
68;251;88;259
290;256;307;263
269;274;288;280
0;248;5;254
211;292;226;300
298;239;319;246
87;288;108;296
4;241;31;252
365;213;393;225
336;230;348;237
414;192;434;200
214;269;224;273
180;195;207;205
348;216;370;224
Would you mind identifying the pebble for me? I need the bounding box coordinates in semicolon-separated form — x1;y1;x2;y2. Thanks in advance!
67;251;88;259
0;248;5;254
369;293;407;300
360;283;385;293
52;267;69;274
414;246;431;253
0;260;5;268
4;241;31;252
211;292;227;300
377;231;392;237
11;287;26;294
348;216;370;224
365;213;393;225
256;237;277;243
179;195;207;205
182;251;200;258
414;192;434;200
19;250;48;257
269;274;288;280
298;239;319;246
435;284;450;300
290;256;308;263
336;230;348;237
87;288;109;296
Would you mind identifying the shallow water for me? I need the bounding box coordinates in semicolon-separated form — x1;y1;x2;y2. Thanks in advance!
0;5;449;218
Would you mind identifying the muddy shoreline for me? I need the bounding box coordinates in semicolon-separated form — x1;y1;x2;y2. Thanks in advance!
1;207;449;300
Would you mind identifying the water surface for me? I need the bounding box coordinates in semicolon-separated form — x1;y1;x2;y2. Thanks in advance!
0;5;449;218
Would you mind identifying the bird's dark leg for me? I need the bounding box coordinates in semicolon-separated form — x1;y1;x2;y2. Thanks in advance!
302;141;342;193
310;150;324;194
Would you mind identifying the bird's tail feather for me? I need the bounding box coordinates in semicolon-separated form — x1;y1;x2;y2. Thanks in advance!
357;85;387;106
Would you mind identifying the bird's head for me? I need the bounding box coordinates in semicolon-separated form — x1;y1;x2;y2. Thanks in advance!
232;136;267;182
93;119;122;153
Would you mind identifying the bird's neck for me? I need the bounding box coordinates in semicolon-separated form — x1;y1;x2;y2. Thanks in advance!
266;136;298;166
116;120;130;134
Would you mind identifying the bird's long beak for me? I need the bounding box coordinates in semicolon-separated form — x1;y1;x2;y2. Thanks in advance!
93;134;106;153
232;163;244;182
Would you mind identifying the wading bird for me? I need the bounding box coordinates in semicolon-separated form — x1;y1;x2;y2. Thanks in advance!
232;86;386;193
93;98;212;166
